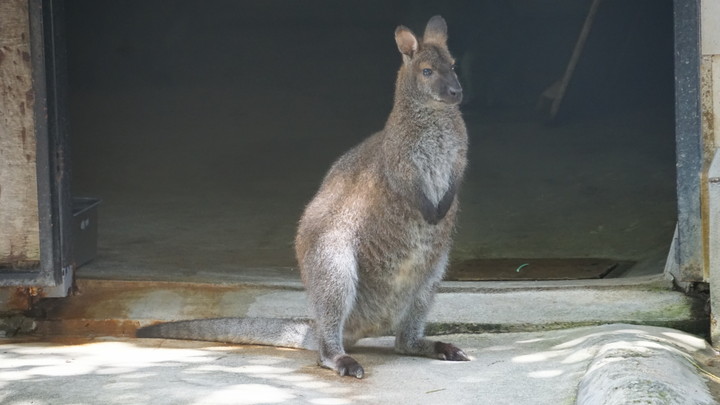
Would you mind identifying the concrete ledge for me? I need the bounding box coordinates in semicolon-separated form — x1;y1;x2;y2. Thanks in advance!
27;276;708;339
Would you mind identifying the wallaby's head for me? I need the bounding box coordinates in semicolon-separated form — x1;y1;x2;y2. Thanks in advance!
394;15;462;106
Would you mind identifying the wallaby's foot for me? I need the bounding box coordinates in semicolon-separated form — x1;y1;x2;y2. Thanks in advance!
396;337;469;361
319;354;365;378
434;341;470;361
334;355;365;379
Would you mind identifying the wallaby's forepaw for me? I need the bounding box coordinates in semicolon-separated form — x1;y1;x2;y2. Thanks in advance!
434;341;470;361
336;355;365;379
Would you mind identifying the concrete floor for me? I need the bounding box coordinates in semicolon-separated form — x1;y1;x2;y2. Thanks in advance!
66;1;676;283
2;325;718;405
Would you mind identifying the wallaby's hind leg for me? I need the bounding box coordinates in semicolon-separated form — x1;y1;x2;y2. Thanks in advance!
303;243;365;378
394;250;470;362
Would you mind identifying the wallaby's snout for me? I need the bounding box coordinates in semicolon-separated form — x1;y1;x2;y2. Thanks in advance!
442;72;463;105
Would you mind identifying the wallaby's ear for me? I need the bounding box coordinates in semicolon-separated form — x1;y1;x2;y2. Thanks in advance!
395;26;418;60
423;15;448;45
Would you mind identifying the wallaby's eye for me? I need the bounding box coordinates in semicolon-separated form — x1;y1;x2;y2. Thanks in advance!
451;64;457;71
422;68;433;77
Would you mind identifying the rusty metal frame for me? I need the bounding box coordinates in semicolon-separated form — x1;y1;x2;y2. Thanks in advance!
0;0;73;296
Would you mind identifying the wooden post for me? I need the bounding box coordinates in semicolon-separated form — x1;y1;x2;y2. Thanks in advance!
0;0;40;269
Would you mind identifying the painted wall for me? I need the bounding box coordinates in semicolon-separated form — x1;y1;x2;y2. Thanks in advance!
703;0;720;346
702;0;720;148
701;0;720;55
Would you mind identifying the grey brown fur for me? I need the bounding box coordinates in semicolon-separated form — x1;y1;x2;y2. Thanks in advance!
137;15;469;379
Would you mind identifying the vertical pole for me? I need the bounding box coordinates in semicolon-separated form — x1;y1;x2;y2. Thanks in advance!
673;0;704;281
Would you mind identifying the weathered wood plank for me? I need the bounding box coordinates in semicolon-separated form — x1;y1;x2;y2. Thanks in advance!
0;0;40;268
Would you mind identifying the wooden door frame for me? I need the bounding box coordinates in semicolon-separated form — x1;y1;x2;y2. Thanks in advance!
0;0;73;297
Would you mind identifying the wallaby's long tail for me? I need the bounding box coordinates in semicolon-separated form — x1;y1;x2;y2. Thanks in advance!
136;317;318;350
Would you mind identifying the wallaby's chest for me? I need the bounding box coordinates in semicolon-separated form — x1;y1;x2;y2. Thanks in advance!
411;123;465;205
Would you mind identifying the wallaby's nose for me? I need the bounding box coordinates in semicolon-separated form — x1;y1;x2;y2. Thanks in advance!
448;84;463;103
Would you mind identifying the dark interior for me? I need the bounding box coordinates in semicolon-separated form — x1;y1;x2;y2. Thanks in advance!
65;0;676;281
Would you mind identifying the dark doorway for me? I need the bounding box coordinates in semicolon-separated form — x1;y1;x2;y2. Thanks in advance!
65;0;676;282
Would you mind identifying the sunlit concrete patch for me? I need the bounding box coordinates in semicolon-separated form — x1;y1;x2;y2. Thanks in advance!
528;369;564;378
0;324;718;404
512;348;574;363
354;334;586;403
197;384;295;404
0;338;373;405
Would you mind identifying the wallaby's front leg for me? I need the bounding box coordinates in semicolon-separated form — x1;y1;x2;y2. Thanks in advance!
303;247;365;378
394;252;470;362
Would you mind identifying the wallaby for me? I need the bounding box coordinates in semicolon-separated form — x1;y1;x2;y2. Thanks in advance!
137;15;469;379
